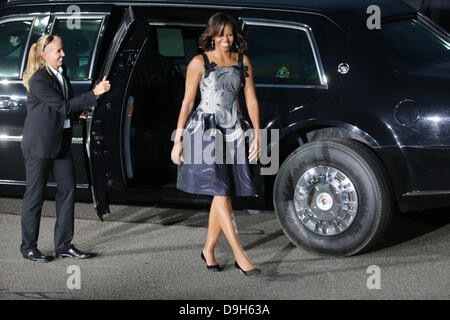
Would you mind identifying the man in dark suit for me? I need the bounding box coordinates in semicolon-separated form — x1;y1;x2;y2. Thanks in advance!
420;0;450;32
21;34;110;262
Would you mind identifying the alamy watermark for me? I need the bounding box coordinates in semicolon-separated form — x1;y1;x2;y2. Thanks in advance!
66;265;81;290
367;5;381;30
366;265;381;289
66;5;81;30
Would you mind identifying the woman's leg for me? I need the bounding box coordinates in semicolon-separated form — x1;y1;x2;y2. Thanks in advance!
212;195;256;271
203;199;221;265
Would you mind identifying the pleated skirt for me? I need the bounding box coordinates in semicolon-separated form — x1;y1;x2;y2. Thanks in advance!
176;108;263;197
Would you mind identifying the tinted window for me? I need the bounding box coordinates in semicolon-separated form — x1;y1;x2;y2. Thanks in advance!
0;20;31;78
372;19;450;67
152;25;203;76
246;25;320;85
52;18;103;79
126;24;203;178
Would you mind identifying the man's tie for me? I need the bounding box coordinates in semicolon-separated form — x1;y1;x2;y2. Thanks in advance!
58;68;70;129
59;70;68;100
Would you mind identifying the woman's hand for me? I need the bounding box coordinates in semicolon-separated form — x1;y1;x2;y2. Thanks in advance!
79;110;91;119
93;76;111;96
248;134;260;162
171;141;184;165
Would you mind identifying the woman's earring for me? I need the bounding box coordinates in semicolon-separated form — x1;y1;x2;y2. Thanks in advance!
234;42;239;51
210;39;215;50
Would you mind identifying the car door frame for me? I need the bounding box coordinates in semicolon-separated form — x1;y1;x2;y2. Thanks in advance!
46;10;109;191
85;6;153;221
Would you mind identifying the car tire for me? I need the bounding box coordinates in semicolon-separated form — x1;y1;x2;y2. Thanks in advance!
273;138;393;256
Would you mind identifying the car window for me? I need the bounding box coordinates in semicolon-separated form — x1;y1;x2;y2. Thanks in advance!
152;25;203;77
372;18;450;67
0;20;32;78
52;18;103;80
246;25;321;85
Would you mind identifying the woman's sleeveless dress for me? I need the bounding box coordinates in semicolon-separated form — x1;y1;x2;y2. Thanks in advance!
176;52;262;197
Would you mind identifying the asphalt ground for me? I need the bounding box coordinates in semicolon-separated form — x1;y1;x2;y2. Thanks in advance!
0;196;449;300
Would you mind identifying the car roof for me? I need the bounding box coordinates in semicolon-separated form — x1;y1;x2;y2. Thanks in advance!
2;0;417;35
3;0;416;15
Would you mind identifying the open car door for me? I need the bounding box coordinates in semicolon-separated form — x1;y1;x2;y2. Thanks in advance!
86;7;152;221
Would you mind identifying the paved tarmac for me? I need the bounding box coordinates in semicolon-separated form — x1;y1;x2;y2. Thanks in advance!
0;196;449;300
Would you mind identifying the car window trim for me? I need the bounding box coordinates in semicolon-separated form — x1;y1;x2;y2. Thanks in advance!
0;15;36;79
148;22;206;28
148;18;328;89
416;13;450;48
0;79;86;85
382;13;450;47
48;13;108;80
240;17;328;89
375;14;450;70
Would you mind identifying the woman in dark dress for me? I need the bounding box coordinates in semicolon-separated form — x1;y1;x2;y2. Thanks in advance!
171;12;262;276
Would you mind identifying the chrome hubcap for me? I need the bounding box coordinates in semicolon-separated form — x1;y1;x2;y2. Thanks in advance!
293;166;358;236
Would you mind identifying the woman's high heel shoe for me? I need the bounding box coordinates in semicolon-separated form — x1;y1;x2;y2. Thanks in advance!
201;251;222;272
234;261;261;276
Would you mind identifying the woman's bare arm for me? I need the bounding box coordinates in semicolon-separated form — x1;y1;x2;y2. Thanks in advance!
242;54;260;134
242;54;261;161
173;55;204;143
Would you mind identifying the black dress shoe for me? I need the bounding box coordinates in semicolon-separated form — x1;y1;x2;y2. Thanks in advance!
234;261;261;277
55;245;93;259
22;249;50;263
201;251;222;272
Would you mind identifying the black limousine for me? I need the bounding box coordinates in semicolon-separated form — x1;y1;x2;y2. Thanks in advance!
1;0;449;256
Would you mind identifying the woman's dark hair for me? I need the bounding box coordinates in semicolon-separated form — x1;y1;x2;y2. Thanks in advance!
198;12;247;53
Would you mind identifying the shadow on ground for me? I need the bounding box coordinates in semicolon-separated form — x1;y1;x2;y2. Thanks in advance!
1;195;449;256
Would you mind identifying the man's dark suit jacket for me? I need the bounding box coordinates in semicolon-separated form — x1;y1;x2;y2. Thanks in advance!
21;66;97;158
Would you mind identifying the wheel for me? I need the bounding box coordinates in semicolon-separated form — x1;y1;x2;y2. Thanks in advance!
273;138;393;256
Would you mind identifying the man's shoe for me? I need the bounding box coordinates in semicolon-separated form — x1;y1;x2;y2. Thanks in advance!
55;245;93;259
22;249;50;263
